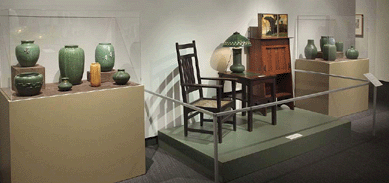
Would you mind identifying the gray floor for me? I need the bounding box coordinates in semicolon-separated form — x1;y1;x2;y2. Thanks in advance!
123;82;389;183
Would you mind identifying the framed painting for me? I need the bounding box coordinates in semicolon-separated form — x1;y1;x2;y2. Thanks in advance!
355;14;363;37
258;14;288;38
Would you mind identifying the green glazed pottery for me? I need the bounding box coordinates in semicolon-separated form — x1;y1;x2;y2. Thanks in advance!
323;44;337;61
320;36;335;52
15;40;40;67
113;69;130;85
304;39;318;59
346;46;359;59
95;43;115;72
335;42;344;52
14;72;43;96
58;77;73;91
230;49;245;73
59;45;85;85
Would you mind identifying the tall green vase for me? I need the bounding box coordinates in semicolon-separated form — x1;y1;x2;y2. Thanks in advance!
323;44;337;61
304;39;318;59
95;43;115;72
15;40;40;67
59;45;85;85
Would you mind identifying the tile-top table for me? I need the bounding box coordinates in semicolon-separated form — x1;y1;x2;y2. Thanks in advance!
218;71;277;131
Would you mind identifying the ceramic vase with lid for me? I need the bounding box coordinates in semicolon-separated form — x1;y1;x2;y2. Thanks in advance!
304;39;318;59
14;72;43;96
323;44;337;61
59;45;85;85
95;43;115;72
58;77;73;91
15;40;40;67
113;69;130;85
346;46;359;59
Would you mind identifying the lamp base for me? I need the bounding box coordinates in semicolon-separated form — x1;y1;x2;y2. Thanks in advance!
230;48;245;73
230;64;245;73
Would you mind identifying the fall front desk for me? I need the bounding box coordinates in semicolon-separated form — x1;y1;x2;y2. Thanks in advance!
0;81;145;183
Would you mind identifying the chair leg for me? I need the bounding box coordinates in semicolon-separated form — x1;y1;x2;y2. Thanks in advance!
184;108;188;137
200;112;204;126
232;107;236;131
218;117;222;143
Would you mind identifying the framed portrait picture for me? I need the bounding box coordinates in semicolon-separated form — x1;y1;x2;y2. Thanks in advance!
257;14;288;38
355;14;363;37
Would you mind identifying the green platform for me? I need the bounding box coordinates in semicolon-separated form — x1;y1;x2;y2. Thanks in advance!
158;107;351;182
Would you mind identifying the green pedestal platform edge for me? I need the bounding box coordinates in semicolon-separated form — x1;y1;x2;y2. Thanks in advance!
158;108;351;182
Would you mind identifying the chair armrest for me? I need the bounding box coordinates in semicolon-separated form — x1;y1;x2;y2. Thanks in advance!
201;77;238;82
182;83;223;89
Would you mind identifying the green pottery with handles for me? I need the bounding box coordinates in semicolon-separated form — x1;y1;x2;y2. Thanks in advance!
14;72;43;96
113;69;130;85
15;40;40;67
59;45;85;85
95;43;115;72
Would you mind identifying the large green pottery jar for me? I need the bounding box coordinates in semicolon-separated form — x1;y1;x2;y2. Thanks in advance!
304;39;318;59
320;36;335;52
15;40;40;67
59;45;85;85
113;69;130;85
58;77;73;91
14;72;43;96
346;46;359;59
323;44;337;61
95;43;115;72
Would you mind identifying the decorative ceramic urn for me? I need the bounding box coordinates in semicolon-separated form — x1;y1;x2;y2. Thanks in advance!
95;43;115;72
304;39;318;59
58;77;73;91
346;46;359;59
59;45;85;85
14;72;43;96
15;40;40;67
113;69;130;85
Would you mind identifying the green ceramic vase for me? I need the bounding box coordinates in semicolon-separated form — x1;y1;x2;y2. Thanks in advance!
59;45;85;85
304;39;318;59
320;36;335;52
323;44;337;61
346;46;359;59
95;43;115;72
15;40;40;67
113;69;130;85
14;72;43;96
58;77;73;91
335;42;344;52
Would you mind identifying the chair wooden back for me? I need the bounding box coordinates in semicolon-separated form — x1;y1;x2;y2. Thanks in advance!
175;40;204;103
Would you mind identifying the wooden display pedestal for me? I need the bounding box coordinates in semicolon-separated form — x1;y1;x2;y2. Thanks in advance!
87;69;116;83
11;64;45;91
295;58;369;117
317;51;344;59
0;83;145;183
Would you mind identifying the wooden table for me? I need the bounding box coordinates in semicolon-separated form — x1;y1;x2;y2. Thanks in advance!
218;71;277;131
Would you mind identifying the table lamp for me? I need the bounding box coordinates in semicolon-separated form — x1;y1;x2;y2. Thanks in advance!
223;32;252;73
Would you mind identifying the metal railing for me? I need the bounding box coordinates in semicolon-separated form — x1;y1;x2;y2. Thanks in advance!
145;70;381;183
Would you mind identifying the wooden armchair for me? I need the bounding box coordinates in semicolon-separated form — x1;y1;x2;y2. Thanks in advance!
176;40;237;143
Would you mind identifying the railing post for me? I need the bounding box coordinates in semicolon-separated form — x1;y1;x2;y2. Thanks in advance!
373;86;377;136
213;114;219;183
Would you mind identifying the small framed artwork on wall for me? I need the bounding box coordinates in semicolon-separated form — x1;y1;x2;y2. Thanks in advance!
355;14;363;37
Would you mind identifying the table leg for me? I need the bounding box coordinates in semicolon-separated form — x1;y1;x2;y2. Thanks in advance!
271;80;277;125
248;81;253;131
242;82;246;116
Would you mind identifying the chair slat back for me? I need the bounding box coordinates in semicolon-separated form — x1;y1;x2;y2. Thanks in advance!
176;40;203;103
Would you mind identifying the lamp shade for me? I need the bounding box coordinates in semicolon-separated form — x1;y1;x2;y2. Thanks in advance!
223;32;252;47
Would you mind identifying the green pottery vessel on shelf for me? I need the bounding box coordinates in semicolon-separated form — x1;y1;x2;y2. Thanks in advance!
113;69;130;85
58;77;73;91
346;46;359;59
304;39;318;59
323;44;337;61
335;42;344;52
59;45;85;85
14;72;43;96
95;43;115;72
15;40;40;67
320;36;335;52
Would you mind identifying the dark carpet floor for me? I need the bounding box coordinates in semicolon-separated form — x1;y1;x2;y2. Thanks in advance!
123;81;389;183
